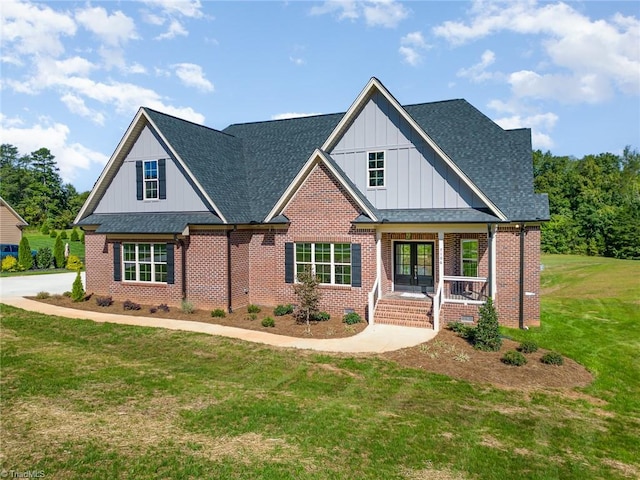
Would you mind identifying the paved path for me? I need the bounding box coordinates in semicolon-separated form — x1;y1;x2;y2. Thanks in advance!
1;274;437;353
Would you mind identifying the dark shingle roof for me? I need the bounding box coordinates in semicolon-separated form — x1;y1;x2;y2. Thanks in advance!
77;212;222;234
372;208;501;224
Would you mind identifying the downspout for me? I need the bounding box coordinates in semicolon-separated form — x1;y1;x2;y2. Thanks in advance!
227;226;236;313
177;238;187;301
519;224;526;329
487;224;493;299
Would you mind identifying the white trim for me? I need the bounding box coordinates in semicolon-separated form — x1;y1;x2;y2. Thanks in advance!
294;242;352;286
391;239;435;293
143;160;159;200
376;231;382;300
0;196;28;226
366;150;386;189
438;231;444;291
321;77;507;221
490;224;497;299
377;224;488;234
460;238;479;277
265;149;378;222
122;242;168;284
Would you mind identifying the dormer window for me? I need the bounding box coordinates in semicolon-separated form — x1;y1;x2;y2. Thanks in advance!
368;151;385;188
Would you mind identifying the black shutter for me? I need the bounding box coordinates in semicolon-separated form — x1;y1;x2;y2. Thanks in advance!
135;161;143;200
158;159;166;200
166;243;174;284
351;243;361;287
285;242;294;283
113;242;121;281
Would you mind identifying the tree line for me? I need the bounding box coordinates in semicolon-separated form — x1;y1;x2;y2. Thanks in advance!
1;143;638;259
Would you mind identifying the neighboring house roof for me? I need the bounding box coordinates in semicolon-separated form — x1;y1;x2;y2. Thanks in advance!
0;196;28;226
76;78;549;229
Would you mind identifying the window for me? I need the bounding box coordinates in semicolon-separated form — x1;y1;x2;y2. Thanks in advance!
295;243;351;285
144;160;158;199
123;243;167;283
461;239;479;277
368;151;385;188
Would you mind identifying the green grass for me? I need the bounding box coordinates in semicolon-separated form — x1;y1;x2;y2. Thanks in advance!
1;254;639;479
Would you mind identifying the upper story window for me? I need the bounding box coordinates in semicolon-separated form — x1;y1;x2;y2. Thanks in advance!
368;151;385;188
461;239;479;277
144;160;158;200
295;242;351;285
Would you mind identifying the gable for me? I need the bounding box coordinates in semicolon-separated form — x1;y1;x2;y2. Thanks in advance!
93;125;210;214
329;90;487;211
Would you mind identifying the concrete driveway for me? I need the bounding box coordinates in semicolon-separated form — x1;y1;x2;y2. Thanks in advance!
0;271;85;299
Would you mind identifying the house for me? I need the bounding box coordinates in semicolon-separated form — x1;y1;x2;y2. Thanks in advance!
0;196;28;244
75;78;549;330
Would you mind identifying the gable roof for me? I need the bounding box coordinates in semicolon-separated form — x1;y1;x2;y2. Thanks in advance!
0;196;28;226
76;78;549;228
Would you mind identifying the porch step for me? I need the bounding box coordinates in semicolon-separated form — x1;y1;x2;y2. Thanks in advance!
374;297;433;329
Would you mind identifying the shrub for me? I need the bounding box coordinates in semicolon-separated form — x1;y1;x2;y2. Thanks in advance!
1;256;18;272
63;291;72;297
157;304;170;312
293;268;321;326
40;224;50;235
181;300;195;314
35;247;53;269
448;321;476;340
149;307;157;314
211;308;226;318
71;271;85;302
18;236;33;270
123;300;141;311
517;340;539;354
66;254;83;271
246;313;258;321
473;298;502;352
343;312;362;325
70;228;80;242
53;234;65;268
502;350;527;366
247;304;261;314
35;291;50;299
59;230;68;240
274;304;294;316
541;352;564;366
261;317;275;327
49;230;57;238
80;232;85;244
312;311;330;321
95;296;113;307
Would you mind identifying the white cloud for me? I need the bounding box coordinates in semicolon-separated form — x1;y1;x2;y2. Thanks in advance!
271;112;322;120
433;0;640;102
489;99;559;150
156;19;189;40
172;63;214;92
399;31;429;66
60;93;105;125
311;0;408;28
457;49;498;82
290;56;305;66
143;0;204;19
75;6;138;47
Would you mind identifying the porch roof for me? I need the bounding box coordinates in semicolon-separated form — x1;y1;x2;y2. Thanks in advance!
353;208;502;224
77;212;223;234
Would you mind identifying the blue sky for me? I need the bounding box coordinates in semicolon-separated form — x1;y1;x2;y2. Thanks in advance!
1;0;639;192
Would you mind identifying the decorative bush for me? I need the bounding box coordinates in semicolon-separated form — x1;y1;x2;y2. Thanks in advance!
49;230;57;238
211;308;226;318
59;230;68;240
70;228;80;242
1;256;18;272
66;254;83;271
517;340;539;354
95;296;113;307
473;298;502;352
448;321;476;340
149;307;157;314
35;291;50;299
53;234;65;268
80;232;85;244
246;313;258;321
71;271;85;302
541;352;564;366
18;236;33;270
261;317;275;327
502;350;527;366
274;304;294;316
40;224;50;235
247;304;261;314
343;312;362;325
181;300;195;314
35;247;53;269
123;300;141;311
63;291;72;297
312;311;330;321
157;304;170;312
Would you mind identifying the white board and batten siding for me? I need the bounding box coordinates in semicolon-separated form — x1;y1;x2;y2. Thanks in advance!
330;91;485;211
94;126;209;214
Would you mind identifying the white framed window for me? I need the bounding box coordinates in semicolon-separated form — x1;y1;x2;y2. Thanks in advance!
123;243;167;283
461;239;479;277
144;160;158;200
368;151;385;188
295;243;351;285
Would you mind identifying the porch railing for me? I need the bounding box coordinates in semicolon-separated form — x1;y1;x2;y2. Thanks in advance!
368;277;380;324
433;279;443;331
442;276;488;303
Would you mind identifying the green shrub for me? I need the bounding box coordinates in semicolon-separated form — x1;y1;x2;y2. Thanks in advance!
71;271;85;302
448;321;476;340
53;234;65;268
312;311;330;321
35;291;50;299
541;352;564;366
502;350;527;366
473;298;502;351
49;230;57;238
1;256;18;272
123;300;141;311
80;232;85;244
517;340;539;354
35;247;53;269
70;228;80;242
66;254;83;271
261;317;275;327
343;312;362;325
18;236;33;270
181;300;195;314
246;313;257;321
40;224;50;235
247;304;261;314
211;308;226;318
96;296;113;307
59;230;68;240
274;304;294;316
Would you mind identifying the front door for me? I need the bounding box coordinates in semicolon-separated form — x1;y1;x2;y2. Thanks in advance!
394;242;434;293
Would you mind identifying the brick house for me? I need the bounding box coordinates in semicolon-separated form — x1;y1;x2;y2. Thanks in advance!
75;78;549;330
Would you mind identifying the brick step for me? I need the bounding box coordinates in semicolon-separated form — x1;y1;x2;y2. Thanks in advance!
375;305;432;315
374;316;433;329
374;298;433;329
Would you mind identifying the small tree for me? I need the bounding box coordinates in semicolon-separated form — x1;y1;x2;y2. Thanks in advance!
70;228;79;242
293;268;321;328
53;234;65;268
35;247;54;269
18;236;33;270
71;271;85;302
473;297;502;351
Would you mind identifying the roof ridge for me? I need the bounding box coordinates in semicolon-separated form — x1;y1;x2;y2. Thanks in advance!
143;107;238;139
225;111;344;129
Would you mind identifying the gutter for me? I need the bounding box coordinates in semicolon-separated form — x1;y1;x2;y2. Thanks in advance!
177;238;187;300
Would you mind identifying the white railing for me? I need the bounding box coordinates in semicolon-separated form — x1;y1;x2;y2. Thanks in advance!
368;277;380;324
433;279;443;331
442;276;488;303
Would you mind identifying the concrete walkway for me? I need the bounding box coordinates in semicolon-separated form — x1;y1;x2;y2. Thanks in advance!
1;296;437;353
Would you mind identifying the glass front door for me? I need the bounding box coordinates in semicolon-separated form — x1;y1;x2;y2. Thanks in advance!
394;242;434;293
